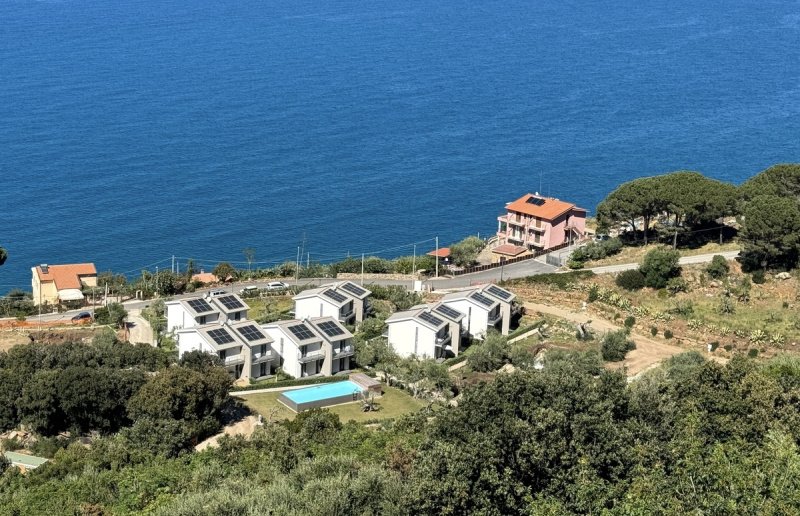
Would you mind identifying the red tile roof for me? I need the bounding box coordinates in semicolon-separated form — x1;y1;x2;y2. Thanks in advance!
427;247;451;258
35;263;96;290
506;194;585;220
492;244;528;257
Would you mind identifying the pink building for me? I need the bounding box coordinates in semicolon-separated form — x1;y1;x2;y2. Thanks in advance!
495;193;587;252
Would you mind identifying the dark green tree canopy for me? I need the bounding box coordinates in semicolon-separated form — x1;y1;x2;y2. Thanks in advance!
738;194;800;270
739;163;800;202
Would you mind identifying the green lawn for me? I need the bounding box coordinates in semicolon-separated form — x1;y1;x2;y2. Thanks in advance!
237;386;426;423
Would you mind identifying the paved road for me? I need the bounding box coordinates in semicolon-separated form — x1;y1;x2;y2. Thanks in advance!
586;250;740;275
126;310;154;346
23;249;740;324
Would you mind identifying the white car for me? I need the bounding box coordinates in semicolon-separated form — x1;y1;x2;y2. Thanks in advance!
239;286;260;296
265;281;289;292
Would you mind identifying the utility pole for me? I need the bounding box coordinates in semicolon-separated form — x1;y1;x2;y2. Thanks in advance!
673;230;678;249
435;236;439;278
307;253;310;269
412;244;416;276
91;287;95;321
295;246;300;284
361;253;365;285
171;255;175;274
155;266;159;295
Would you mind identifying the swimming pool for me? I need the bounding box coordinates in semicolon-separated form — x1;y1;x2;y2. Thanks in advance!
278;380;365;412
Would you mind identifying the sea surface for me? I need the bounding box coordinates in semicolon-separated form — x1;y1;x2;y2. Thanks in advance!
1;0;799;291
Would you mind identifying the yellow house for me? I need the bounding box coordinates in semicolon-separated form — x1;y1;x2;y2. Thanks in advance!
31;263;97;306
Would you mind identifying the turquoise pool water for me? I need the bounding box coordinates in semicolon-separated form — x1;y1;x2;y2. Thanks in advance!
283;381;363;404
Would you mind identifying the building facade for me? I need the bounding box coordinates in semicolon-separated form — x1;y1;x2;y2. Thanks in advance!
262;317;354;378
496;193;586;252
293;281;372;324
31;263;97;306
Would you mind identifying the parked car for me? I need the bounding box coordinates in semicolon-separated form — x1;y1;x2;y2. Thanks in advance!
71;311;92;323
266;281;289;292
209;289;227;297
239;286;260;297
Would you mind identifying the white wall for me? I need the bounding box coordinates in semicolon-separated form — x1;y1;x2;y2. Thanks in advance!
387;320;437;358
442;300;489;339
262;328;302;378
166;302;219;332
176;331;215;359
295;297;339;320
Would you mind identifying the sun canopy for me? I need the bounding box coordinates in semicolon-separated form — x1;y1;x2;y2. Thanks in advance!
58;289;85;301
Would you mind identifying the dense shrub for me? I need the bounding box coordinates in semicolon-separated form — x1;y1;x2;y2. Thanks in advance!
665;277;689;295
615;269;645;291
467;333;508;372
752;269;766;284
624;316;636;330
706;255;730;279
650;326;658;337
639;247;681;289
570;238;623;264
601;330;636;361
748;348;759;358
664;329;674;339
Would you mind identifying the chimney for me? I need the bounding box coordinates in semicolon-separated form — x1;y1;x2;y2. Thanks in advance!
40;264;49;274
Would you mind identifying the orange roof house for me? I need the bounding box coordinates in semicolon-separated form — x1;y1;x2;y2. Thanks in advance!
31;263;97;306
495;193;587;253
426;248;451;259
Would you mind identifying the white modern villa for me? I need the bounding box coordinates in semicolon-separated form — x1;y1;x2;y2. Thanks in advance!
385;303;463;359
440;283;516;338
293;281;372;324
167;293;278;380
261;317;354;378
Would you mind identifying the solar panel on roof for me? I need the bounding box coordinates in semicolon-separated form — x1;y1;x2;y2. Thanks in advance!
288;324;316;341
418;312;444;327
187;298;214;314
316;320;345;338
322;289;348;303
217;295;245;310
237;325;266;342
434;304;462;320
526;197;546;206
486;285;513;301
207;328;235;345
470;292;495;307
339;282;367;297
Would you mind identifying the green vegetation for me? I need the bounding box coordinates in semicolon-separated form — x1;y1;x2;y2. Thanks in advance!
94;301;128;328
509;270;594;290
615;269;645;291
448;235;485;267
706;254;730;279
568;237;622;268
600;329;636;361
597;171;737;243
639;246;681;288
0;247;6;266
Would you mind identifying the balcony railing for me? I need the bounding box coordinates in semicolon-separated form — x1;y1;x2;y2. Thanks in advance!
298;350;326;363
435;333;452;346
339;308;355;321
252;350;275;363
333;345;354;358
222;354;245;366
488;312;502;324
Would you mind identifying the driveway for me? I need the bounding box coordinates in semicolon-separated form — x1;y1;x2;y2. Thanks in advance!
126;310;154;346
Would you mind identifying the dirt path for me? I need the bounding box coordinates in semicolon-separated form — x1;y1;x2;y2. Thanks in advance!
195;415;261;452
125;310;154;346
523;301;686;376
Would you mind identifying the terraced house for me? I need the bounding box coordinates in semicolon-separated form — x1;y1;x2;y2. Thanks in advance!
386;303;463;359
167;293;278;381
293;281;372;324
261;317;354;378
441;283;517;337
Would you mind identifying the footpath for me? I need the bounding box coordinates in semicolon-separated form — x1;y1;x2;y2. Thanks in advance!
523;301;686;377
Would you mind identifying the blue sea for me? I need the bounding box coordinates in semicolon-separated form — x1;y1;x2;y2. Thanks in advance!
1;0;799;291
